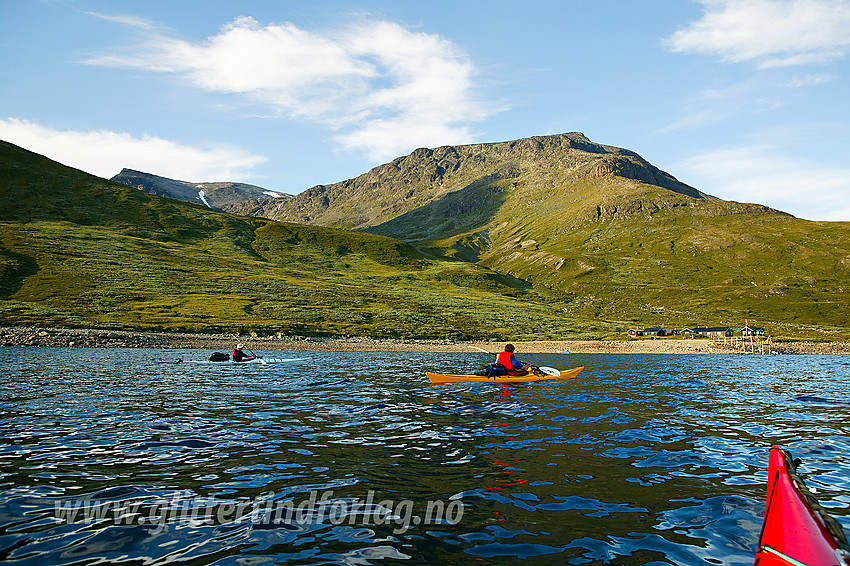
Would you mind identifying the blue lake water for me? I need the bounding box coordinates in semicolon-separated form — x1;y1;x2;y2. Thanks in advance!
1;348;848;565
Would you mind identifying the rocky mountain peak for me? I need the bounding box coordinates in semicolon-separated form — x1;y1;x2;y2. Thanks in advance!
269;132;707;233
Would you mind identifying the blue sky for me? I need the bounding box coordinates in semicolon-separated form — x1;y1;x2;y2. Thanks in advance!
2;0;849;220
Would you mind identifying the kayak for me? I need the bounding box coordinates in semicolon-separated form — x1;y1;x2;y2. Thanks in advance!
427;366;583;384
754;446;850;566
220;358;304;364
200;357;307;364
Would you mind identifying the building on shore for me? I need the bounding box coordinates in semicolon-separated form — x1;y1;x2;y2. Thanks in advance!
628;328;678;338
681;327;734;340
629;325;765;341
739;324;766;337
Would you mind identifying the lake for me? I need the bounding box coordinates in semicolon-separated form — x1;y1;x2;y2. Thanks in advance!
1;348;848;565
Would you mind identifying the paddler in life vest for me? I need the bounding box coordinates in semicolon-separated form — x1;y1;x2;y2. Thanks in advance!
496;344;531;376
232;343;256;363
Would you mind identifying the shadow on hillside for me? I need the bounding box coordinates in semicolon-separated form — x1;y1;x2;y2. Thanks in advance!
0;249;38;298
361;172;537;295
363;172;510;245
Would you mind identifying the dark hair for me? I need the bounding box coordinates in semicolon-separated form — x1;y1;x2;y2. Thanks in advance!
504;343;515;352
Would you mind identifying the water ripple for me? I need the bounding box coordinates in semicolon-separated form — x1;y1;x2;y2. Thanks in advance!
0;349;848;565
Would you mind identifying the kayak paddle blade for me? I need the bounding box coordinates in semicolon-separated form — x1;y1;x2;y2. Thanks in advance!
538;366;560;376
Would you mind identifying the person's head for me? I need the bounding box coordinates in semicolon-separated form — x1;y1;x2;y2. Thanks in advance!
504;343;515;353
236;343;244;350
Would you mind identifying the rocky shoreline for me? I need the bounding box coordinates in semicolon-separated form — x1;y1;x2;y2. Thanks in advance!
2;326;849;355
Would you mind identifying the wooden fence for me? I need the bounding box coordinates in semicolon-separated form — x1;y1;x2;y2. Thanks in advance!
716;335;774;354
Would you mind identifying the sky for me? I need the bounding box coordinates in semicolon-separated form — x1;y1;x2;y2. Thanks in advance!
1;0;849;221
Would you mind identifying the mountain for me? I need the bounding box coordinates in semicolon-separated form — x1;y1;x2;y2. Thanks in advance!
123;132;720;235
0;140;589;339
111;169;291;218
266;132;850;335
3;133;850;340
270;132;716;233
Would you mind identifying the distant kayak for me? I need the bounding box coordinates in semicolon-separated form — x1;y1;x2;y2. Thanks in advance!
427;366;583;384
223;358;300;364
193;357;307;364
754;446;850;566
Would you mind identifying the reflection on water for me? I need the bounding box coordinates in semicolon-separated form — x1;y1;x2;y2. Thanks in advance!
1;349;848;565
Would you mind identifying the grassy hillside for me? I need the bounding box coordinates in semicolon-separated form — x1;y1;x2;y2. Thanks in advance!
0;141;602;339
415;174;850;339
3;137;849;341
266;133;850;341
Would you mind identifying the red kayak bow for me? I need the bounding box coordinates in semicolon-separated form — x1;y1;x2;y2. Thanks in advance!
754;446;850;566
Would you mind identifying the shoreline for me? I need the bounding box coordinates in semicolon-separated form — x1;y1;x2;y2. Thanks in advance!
2;326;849;355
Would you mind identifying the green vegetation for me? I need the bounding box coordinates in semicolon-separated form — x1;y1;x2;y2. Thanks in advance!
419;178;850;341
0;141;604;339
347;135;850;342
0;218;601;338
3;137;850;341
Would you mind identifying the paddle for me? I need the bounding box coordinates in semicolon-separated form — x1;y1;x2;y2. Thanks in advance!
246;348;266;365
469;346;559;376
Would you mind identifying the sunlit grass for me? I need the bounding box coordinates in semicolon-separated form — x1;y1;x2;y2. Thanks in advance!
3;140;850;341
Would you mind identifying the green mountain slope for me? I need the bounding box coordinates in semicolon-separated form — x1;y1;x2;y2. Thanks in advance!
0;141;596;339
3;134;849;341
271;133;850;338
460;200;850;334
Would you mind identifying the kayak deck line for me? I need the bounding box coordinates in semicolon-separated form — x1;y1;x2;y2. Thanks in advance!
754;446;850;566
426;366;584;384
757;545;815;566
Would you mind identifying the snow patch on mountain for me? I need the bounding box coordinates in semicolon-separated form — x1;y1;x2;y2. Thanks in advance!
198;190;211;207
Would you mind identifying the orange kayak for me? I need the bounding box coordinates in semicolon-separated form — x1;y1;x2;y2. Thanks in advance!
754;446;850;565
426;366;583;384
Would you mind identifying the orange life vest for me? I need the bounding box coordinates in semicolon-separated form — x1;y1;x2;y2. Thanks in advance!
497;351;515;369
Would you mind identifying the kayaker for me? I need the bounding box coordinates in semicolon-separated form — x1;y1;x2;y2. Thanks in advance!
496;344;531;376
232;343;256;363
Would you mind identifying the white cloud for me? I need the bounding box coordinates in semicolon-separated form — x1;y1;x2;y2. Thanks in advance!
80;11;160;31
336;116;475;162
785;73;835;87
676;145;850;220
0;118;266;181
665;0;850;68
656;79;758;133
82;16;493;161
